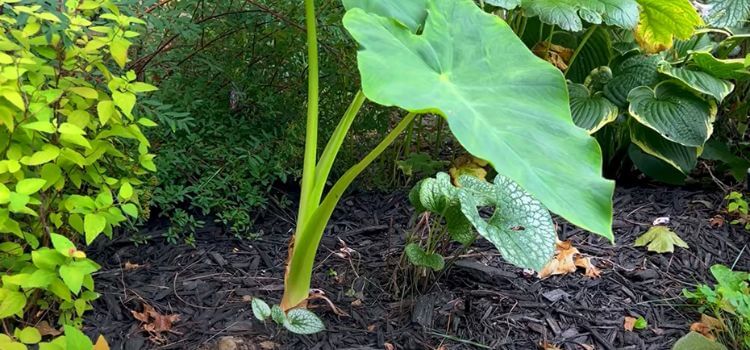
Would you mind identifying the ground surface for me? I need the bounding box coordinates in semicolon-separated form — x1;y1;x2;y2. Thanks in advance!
86;185;750;350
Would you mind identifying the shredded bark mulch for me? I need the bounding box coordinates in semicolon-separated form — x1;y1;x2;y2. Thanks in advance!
86;185;750;350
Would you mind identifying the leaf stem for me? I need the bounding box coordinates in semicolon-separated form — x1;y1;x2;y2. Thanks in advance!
297;0;320;234
565;25;598;77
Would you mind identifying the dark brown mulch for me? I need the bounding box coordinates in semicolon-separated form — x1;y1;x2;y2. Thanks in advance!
85;185;750;350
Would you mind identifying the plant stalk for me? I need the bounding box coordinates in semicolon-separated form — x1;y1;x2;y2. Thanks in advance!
280;112;418;310
564;25;598;77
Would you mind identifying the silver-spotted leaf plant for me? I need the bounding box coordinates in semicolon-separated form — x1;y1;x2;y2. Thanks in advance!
0;0;155;348
272;0;616;334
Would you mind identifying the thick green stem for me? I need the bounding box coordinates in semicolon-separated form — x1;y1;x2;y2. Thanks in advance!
564;25;597;77
311;90;366;205
296;0;320;233
280;112;418;310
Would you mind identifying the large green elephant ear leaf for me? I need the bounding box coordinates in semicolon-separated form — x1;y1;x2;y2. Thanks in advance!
569;82;619;133
343;0;615;241
343;0;427;32
704;0;750;28
628;82;717;148
458;175;557;271
634;0;704;53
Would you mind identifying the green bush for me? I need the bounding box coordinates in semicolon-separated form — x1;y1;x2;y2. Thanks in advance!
0;1;153;347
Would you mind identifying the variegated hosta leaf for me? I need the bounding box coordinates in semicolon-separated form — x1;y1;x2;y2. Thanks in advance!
584;66;614;92
657;61;735;102
704;0;750;28
628;82;716;148
690;52;750;80
488;0;639;32
629;121;698;174
405;243;445;271
568;82;618;133
604;54;661;107
628;145;688;185
634;0;704;53
344;0;615;240
457;175;557;271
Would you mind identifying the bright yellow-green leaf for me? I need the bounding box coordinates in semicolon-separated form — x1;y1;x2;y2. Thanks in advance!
14;327;41;344
0;184;10;204
121;203;138;218
137;118;157;127
129;82;158;93
40;164;62;190
84;213;106;245
22;145;60;166
112;91;135;118
634;0;704;53
0;52;13;64
110;38;130;68
69;87;98;99
634;226;689;253
118;181;133;200
97;100;116;125
2;91;25;110
22;121;55;133
0;290;26;318
16;178;47;195
59;123;85;135
139;153;156;172
0;106;14;132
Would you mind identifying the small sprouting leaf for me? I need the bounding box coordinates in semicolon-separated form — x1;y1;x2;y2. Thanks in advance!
14;327;41;344
634;316;648;330
270;305;286;324
634;226;689;253
404;243;445;271
283;308;325;335
251;298;271;321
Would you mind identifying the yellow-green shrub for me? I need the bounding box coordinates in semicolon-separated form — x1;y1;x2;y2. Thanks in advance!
0;1;155;348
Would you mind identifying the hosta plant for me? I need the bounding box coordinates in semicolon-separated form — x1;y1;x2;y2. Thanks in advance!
0;1;155;347
268;0;616;334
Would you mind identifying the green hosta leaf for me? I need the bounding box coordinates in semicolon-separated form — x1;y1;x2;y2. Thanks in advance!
634;226;689;253
634;0;704;53
567;27;614;83
404;243;445;271
630;121;698;174
701;139;750;181
657;62;735;102
344;0;614;239
568;82;618;133
628;83;716;148
604;54;661;107
84;213;106;245
516;0;639;32
16;178;47;195
691;52;750;80
0;289;26;318
283;308;325;335
628;145;687;185
704;0;750;28
14;327;41;344
64;325;93;350
672;331;728;350
251;298;271;321
458;175;557;271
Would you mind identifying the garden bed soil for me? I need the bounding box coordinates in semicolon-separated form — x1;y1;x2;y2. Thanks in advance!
86;185;750;350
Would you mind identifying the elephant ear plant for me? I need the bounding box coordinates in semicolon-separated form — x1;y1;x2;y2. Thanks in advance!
252;0;615;334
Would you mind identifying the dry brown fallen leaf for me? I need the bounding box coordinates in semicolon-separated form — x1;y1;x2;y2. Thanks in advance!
578;344;595;350
124;261;142;270
384;342;395;350
690;314;726;341
36;320;62;336
131;303;181;343
709;215;725;228
367;324;377;332
540;342;562;350
533;42;573;71
351;299;363;307
259;340;279;350
539;240;601;279
623;316;637;332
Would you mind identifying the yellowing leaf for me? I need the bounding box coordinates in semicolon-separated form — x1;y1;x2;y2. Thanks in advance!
634;0;704;53
69;87;98;99
634;226;689;253
93;335;110;350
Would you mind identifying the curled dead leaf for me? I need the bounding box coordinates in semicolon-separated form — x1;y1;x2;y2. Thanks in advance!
351;299;363;307
709;215;725;228
540;342;562;350
539;240;602;279
691;322;716;340
624;316;637;332
36;321;62;336
131;303;181;343
384;342;395;350
533;42;573;71
124;261;142;270
449;155;488;185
